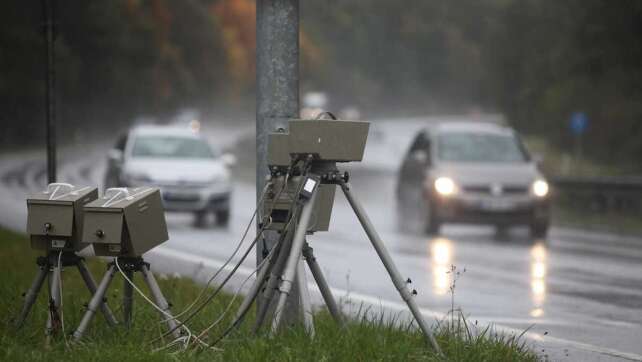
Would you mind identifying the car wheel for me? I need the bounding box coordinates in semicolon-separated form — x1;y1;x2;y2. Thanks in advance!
216;209;230;227
530;220;549;239
193;210;208;228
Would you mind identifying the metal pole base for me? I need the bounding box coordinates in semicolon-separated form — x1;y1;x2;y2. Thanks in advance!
271;190;318;333
253;222;297;333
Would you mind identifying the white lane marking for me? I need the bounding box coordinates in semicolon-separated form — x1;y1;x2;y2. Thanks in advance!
147;246;642;362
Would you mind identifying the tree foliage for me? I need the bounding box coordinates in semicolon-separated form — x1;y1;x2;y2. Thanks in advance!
1;1;641;169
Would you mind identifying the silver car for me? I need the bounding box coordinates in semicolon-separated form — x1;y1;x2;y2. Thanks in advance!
104;125;235;227
397;122;551;237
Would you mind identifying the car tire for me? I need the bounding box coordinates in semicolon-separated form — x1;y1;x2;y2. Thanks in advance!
530;220;549;239
216;209;230;227
193;210;208;228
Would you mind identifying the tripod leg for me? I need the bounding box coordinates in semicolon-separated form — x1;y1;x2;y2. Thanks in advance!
234;238;281;321
302;243;344;327
123;269;134;327
77;259;118;327
73;264;117;341
15;264;48;329
139;263;181;339
296;257;315;337
252;231;294;333
271;189;318;333
340;182;442;354
45;258;62;336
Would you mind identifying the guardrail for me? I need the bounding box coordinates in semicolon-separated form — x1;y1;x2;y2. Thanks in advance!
551;176;642;214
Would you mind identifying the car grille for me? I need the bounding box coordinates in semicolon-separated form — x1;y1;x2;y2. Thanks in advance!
462;184;529;195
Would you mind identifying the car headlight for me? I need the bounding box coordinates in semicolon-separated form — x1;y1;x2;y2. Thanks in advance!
532;179;549;197
434;177;456;196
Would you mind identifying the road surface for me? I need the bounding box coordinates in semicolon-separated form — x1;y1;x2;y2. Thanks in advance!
1;118;641;361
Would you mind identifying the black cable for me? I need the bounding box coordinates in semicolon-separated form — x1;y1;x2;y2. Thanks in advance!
203;203;302;350
152;226;266;343
153;158;304;343
204;164;316;349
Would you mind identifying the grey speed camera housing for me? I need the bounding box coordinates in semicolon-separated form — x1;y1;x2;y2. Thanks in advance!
82;187;168;257
265;119;370;233
267;119;370;166
27;183;99;252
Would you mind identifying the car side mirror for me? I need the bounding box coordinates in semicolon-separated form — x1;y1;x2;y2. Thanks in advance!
107;149;123;164
532;153;544;167
411;150;429;165
221;153;237;167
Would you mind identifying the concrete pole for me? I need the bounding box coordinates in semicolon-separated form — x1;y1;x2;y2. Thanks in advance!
256;0;300;320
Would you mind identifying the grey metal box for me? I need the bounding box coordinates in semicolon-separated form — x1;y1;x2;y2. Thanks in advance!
263;176;335;232
82;187;168;257
26;184;98;252
268;119;370;166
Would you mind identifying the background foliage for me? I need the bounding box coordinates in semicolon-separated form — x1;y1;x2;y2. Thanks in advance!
1;0;641;171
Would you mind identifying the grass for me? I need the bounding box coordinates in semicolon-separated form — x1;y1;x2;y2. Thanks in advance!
552;205;642;236
0;228;539;361
523;136;642;235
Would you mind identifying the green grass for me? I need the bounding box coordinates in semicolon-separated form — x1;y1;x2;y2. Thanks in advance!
523;137;642;235
522;136;628;177
0;228;538;361
553;205;642;235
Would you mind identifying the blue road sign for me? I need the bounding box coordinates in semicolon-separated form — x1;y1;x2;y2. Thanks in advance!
570;112;588;135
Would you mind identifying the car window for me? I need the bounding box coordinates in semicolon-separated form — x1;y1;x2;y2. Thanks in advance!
131;135;217;159
437;132;527;163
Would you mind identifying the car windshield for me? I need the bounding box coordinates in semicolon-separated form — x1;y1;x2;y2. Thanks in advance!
437;132;528;163
131;135;216;159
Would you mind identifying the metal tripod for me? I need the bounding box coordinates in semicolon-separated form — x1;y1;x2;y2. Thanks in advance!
15;251;118;334
72;257;181;341
234;171;441;354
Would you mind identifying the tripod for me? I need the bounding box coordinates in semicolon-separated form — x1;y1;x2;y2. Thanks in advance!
72;257;181;341
15;251;118;334
232;169;441;354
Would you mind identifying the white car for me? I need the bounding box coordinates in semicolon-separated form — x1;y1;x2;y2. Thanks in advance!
104;125;235;227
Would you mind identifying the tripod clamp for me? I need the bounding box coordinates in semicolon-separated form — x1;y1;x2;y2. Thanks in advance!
112;257;149;272
320;170;349;184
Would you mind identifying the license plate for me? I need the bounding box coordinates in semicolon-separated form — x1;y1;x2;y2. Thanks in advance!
163;192;199;202
480;199;515;211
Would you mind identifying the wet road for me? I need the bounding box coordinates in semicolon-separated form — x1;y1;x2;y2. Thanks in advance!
1;119;641;361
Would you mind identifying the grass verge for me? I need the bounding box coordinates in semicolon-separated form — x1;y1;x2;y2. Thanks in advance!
0;228;538;361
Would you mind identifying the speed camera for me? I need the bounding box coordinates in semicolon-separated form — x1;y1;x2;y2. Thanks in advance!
26;183;98;251
267;119;370;166
264;118;370;233
82;187;168;257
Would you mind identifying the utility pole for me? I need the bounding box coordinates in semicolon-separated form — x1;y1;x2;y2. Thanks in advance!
42;0;57;183
255;0;300;321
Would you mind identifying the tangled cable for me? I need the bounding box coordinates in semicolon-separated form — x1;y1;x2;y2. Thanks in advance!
151;157;306;348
